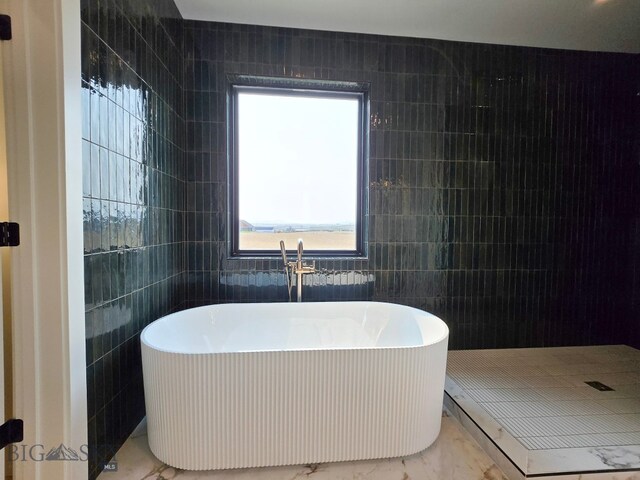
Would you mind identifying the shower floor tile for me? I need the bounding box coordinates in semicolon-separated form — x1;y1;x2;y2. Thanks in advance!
445;345;640;479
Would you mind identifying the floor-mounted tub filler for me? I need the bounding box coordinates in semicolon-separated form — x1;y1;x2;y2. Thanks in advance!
141;301;449;470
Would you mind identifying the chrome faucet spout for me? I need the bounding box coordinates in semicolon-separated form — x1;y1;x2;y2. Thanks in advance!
297;238;303;265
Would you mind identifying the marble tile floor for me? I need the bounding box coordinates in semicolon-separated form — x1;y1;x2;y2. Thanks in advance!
97;411;510;480
446;345;640;480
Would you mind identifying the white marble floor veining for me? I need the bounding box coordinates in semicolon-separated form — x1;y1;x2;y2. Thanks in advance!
97;412;509;480
446;345;640;479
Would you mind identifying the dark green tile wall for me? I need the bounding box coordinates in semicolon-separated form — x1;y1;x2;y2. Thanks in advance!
630;73;640;349
81;0;186;477
182;22;640;350
81;9;640;478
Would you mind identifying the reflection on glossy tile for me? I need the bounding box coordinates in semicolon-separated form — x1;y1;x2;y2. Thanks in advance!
81;0;186;478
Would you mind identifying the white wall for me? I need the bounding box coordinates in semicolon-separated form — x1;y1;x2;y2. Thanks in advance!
176;0;640;53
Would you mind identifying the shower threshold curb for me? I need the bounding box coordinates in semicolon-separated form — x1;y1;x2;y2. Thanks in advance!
444;377;640;479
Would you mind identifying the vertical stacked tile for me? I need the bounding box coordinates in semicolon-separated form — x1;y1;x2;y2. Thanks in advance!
182;22;639;350
628;55;640;350
80;0;186;477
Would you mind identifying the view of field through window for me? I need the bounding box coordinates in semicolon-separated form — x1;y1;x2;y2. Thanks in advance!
237;89;359;251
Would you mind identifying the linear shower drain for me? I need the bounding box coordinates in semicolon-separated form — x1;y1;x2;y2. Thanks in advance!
584;381;615;391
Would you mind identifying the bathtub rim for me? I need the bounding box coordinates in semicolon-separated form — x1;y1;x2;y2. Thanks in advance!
140;300;449;356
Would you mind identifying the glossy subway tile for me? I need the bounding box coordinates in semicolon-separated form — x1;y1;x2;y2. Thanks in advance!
81;0;186;478
182;21;639;356
83;8;640;480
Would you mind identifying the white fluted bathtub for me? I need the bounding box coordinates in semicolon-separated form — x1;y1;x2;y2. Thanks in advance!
141;301;449;471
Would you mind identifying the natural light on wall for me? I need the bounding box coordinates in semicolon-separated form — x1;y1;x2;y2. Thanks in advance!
237;91;360;252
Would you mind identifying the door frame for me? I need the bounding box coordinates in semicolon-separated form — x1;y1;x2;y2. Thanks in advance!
0;0;87;479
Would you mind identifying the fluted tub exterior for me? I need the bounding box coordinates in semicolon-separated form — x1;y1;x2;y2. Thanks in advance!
141;301;449;470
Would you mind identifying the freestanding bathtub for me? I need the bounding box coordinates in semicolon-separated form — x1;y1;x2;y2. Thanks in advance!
141;301;449;470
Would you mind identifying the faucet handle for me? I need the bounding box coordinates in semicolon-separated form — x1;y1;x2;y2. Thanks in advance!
300;260;315;273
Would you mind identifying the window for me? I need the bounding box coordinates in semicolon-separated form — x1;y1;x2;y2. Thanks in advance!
228;76;368;257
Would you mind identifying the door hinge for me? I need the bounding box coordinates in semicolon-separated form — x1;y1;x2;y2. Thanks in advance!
0;222;19;247
0;419;23;450
0;15;11;41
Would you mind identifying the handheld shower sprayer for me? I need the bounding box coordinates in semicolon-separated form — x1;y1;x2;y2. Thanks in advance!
280;240;288;265
280;240;293;302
